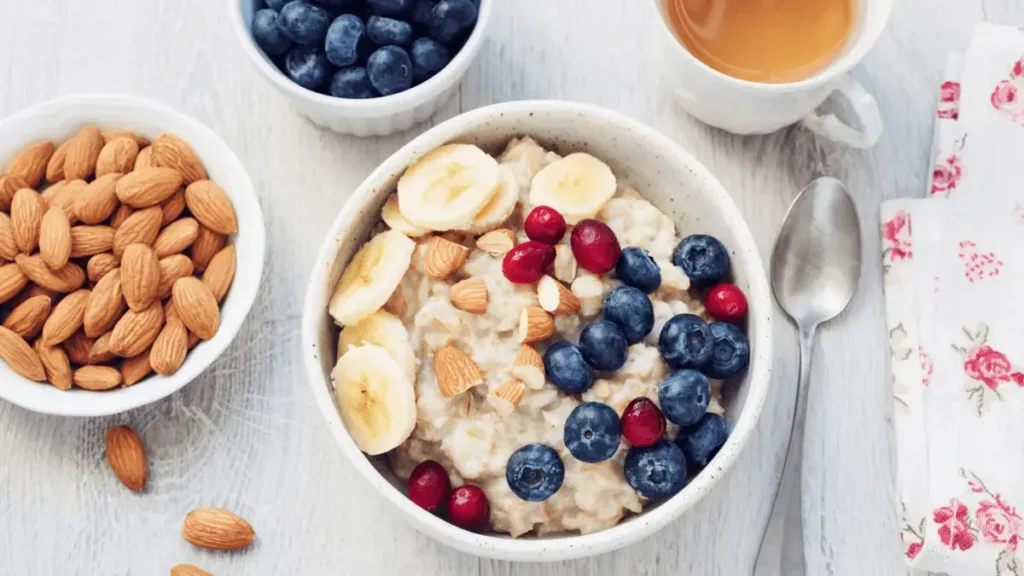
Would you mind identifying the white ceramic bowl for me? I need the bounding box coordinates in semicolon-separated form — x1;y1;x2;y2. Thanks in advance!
0;94;266;417
230;0;494;136
302;101;773;561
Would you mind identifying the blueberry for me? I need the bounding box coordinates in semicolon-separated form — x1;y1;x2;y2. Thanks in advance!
264;0;288;10
563;402;621;463
412;0;437;24
543;342;593;394
410;37;450;81
659;369;711;426
705;322;750;379
313;0;357;9
602;285;654;344
366;16;413;46
278;0;333;45
672;234;730;289
324;14;364;67
368;0;413;15
658;314;713;370
427;0;477;43
366;45;413;95
624;440;687;500
677;413;729;468
252;9;293;56
506;444;564;502
578;320;628;372
615;247;661;293
330;66;379;98
284;46;333;90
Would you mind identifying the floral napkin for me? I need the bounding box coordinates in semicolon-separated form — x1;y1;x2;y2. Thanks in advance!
882;24;1024;576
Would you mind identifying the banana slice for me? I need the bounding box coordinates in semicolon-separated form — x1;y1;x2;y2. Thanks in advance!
330;230;416;326
338;309;417;382
382;193;430;238
529;152;617;224
333;344;416;455
397;143;502;231
462;165;520;234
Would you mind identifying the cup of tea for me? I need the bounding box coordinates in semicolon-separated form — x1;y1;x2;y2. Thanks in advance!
651;0;891;148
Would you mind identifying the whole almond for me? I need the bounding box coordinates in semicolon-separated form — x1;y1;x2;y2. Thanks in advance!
133;146;154;171
63;125;104;181
153;217;199;257
112;206;161;257
89;332;116;364
0;213;16;261
84;268;126;337
201;245;235;303
121;349;152;386
152;133;207;184
150;317;187;376
48;179;87;225
62;330;94;365
121;244;160;311
76;173;122;224
40;180;63;205
73;365;121;390
39;206;72;270
449;277;488;314
109;204;134;229
110;304;163;358
46;140;70;183
171;565;212;576
41;288;90;346
157;254;195;299
189;226;225;272
15;255;85;293
182;507;255;551
70;225;115;258
184;180;237;235
35;341;71;390
3;295;51;339
11;187;44;254
0;262;29;304
10;285;58;308
160;190;186;225
0;173;27;212
105;425;146;491
102;130;150;148
115;167;182;208
6;140;55;188
86;253;119;283
0;325;46;381
424;236;468;280
95;138;139;177
172;277;219;340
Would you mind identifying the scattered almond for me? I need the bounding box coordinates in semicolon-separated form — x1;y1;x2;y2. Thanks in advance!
3;295;51;340
150;317;187;376
95;138;138;177
537;275;581;315
86;253;119;283
0;173;27;212
40;289;90;346
109;204;134;229
115;167;182;208
10;187;44;254
184;180;236;234
39;206;72;270
121;244;160;311
488;379;526;416
171;277;219;340
112;206;161;257
160;189;186;225
15;254;85;293
449;277;488;314
62;330;95;365
424;236;468;280
0;325;46;381
434;345;484;397
133;146;154;171
89;333;116;364
512;344;546;390
152;134;207;184
201;245;235;303
102;130;150;148
5;140;55;188
10;284;58;308
63;125;104;181
45;139;69;183
157;254;195;300
109;304;164;358
553;244;578;284
171;565;212;576
519;306;554;343
48;179;87;225
73;365;121;390
105;425;147;491
189;226;225;271
182;507;255;551
70;225;115;258
153;217;199;257
84;268;126;337
476;228;517;255
35;341;71;390
76;173;122;224
0;213;17;261
383;286;407;319
0;262;29;304
121;349;152;386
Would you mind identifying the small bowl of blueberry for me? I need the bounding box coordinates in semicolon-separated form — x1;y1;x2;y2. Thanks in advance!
231;0;492;136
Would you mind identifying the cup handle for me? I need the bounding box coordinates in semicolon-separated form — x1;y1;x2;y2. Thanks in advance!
800;74;883;148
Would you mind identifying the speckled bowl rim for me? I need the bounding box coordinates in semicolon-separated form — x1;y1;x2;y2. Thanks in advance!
301;100;773;562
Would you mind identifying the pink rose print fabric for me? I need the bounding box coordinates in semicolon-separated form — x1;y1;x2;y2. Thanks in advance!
991;57;1024;125
957;240;1004;283
939;81;962;119
934;498;977;551
932;152;966;195
883;210;912;262
952;324;1024;414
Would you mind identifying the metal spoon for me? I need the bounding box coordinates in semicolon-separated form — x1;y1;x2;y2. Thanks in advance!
753;177;862;575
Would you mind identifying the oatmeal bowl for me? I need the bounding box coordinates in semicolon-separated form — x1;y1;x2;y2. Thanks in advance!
302;100;772;561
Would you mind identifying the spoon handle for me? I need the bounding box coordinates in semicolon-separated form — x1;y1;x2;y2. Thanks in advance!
753;325;817;576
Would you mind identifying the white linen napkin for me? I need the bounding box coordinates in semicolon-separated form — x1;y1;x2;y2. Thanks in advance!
882;24;1024;576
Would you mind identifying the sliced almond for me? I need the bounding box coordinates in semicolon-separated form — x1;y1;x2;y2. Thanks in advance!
86;253;119;283
449;277;488;314
476;228;517;256
171;277;219;340
73;365;122;390
0;173;27;212
64;125;104;181
488;379;526;416
121;244;160;311
157;254;195;300
153;217;199;257
109;304;164;358
115;167;182;208
111;206;161;257
121;349;152;386
70;225;115;258
84;268;126;337
0;213;17;261
553;244;578;284
184;180;237;235
152;133;207;184
10;187;45;254
133;146;154;171
5;140;55;188
537;275;581;315
40;288;90;346
46;140;69;183
35;341;71;390
434;345;484;398
0;262;29;304
189;225;225;272
160;189;186;225
39;206;72;270
48;179;87;225
109;204;134;229
150;317;187;376
104;425;146;491
518;305;554;343
95;138;139;177
382;286;407;319
182;507;255;551
424;236;469;280
512;344;546;390
201;245;235;303
76;173;122;224
102;130;150;148
89;332;117;364
2;295;51;340
0;325;46;381
15;255;84;293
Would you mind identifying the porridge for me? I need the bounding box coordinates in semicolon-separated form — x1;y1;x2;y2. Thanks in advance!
328;136;750;537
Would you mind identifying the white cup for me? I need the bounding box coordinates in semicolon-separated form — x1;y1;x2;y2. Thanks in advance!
650;0;892;148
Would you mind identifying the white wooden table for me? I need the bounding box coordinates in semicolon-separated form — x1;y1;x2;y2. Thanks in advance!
2;1;1021;574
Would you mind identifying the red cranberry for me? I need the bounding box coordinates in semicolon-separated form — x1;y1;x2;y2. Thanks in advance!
570;219;621;274
502;241;556;284
524;206;567;245
621;397;666;448
448;485;490;531
407;460;451;514
705;283;748;322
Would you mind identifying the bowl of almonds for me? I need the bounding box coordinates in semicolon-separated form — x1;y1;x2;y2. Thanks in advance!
0;94;265;416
